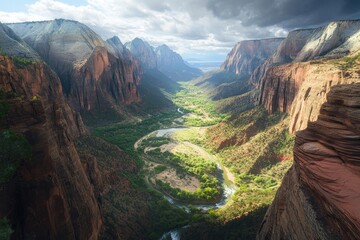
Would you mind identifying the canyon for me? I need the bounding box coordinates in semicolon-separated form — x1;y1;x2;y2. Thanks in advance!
0;16;360;240
257;83;360;240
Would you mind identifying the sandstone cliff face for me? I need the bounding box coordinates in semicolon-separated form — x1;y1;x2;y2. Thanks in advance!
221;38;283;77
8;19;141;112
0;55;102;239
257;83;360;240
252;20;360;132
259;58;360;133
155;44;202;81
251;20;360;87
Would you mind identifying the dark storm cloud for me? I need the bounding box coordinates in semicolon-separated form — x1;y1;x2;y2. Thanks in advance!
206;0;360;28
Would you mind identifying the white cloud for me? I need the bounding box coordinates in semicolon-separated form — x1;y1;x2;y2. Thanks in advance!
0;0;288;61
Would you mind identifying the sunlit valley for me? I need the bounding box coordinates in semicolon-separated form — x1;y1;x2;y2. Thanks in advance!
1;1;360;240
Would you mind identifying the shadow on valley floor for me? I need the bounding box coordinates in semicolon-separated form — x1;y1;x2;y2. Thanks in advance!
180;205;269;240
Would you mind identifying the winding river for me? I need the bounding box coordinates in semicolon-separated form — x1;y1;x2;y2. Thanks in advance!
134;126;237;240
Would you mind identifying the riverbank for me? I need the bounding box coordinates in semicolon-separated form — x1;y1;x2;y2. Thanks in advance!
135;127;236;208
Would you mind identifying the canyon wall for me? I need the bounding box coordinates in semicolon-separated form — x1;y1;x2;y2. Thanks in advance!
259;59;360;133
125;37;158;70
8;19;142;113
221;38;283;77
257;83;360;240
0;55;102;239
251;20;360;133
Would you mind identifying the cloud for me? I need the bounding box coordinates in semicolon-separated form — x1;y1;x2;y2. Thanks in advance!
206;0;360;28
0;0;358;61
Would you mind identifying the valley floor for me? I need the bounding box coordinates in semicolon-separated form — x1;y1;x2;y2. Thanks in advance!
92;81;294;239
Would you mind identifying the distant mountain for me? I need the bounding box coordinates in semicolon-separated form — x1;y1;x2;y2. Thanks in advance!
155;44;202;81
125;38;202;81
221;38;283;77
125;37;157;70
8;19;142;114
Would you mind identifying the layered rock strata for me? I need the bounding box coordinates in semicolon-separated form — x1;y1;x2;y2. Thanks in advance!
0;55;102;239
221;38;283;77
8;19;141;112
257;83;360;240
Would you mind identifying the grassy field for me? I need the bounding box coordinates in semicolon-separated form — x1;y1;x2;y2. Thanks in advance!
173;82;229;126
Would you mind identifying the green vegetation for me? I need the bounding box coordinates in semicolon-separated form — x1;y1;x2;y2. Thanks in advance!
146;148;221;203
12;56;34;68
92;80;295;239
154;165;167;174
92;110;181;153
76;136;191;240
141;137;171;149
0;218;12;240
172;128;206;145
190;106;294;237
173;82;229;126
0;92;32;184
0;130;32;184
334;54;360;71
0;92;9;119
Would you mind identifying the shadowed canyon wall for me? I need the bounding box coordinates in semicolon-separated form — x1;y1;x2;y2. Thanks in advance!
0;55;102;239
257;83;360;240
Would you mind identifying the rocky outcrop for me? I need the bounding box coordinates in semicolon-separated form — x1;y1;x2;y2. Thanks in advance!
125;37;157;70
8;19;141;112
221;38;283;77
259;57;360;133
252;20;360;87
0;23;39;60
257;83;360;240
155;44;202;81
251;20;360;132
0;54;102;239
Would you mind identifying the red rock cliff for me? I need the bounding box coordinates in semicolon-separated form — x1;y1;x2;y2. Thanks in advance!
251;21;360;134
0;55;102;239
8;20;142;113
221;38;283;77
257;83;360;240
258;58;360;133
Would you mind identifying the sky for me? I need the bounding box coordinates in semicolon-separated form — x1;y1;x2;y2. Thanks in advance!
1;0;360;62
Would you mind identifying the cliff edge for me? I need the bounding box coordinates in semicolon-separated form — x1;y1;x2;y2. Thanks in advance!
257;83;360;240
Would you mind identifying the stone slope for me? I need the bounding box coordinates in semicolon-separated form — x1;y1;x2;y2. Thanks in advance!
250;20;360;132
155;44;202;81
8;19;141;112
221;38;283;77
257;83;360;240
0;23;40;60
125;37;157;70
0;55;102;239
251;20;360;87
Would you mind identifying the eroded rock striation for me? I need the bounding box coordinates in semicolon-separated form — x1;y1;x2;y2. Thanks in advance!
8;19;142;112
257;83;360;240
221;38;283;77
0;54;102;239
251;20;360;132
125;37;157;70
